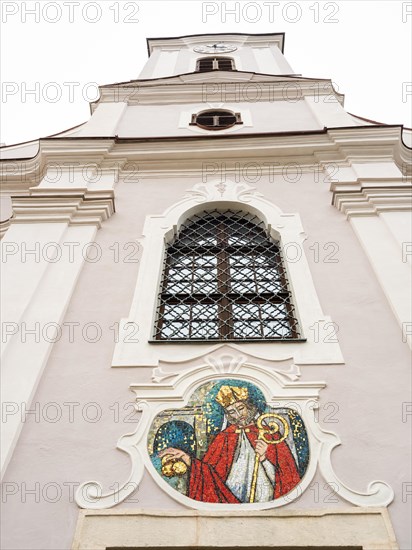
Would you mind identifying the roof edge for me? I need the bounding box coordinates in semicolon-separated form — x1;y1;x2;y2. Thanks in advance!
146;32;285;56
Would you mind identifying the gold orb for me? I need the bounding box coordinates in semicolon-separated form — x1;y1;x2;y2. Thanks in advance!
172;460;188;476
161;460;175;478
161;456;188;478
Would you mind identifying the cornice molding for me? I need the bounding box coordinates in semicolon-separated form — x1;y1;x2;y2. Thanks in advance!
6;188;115;228
0;216;13;239
93;74;344;109
0;127;410;192
0;139;117;193
333;187;412;218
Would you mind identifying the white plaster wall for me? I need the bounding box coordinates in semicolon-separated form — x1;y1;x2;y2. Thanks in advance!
0;196;12;222
1;171;411;549
149;49;180;78
36;169;115;191
0;141;39;160
402;129;412;147
138;49;161;79
115;99;322;137
79;88;360;138
0;223;98;476
139;44;292;79
349;215;412;347
77;103;127;137
305;95;360;127
381;211;412;264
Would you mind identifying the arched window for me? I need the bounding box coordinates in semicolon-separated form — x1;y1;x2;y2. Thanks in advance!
196;57;235;72
153;210;300;341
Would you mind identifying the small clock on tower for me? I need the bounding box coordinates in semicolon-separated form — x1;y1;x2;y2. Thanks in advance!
193;43;237;54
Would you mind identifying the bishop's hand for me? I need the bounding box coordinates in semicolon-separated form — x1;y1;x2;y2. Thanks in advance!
158;447;191;467
255;440;269;462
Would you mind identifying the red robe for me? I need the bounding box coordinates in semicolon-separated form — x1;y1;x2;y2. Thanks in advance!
188;423;300;503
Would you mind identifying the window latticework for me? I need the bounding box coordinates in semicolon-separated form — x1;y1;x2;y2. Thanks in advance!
190;110;242;130
153;210;301;341
196;57;235;72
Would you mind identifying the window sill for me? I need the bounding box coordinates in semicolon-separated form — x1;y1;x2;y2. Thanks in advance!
149;338;307;344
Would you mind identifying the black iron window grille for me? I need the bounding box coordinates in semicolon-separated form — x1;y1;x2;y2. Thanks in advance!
190;110;242;131
196;57;235;72
153;210;301;341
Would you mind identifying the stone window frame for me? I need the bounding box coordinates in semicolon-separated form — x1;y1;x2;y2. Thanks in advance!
196;56;236;72
111;179;344;367
190;110;243;131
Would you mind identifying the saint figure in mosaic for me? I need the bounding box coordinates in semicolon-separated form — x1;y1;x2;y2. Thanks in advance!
149;379;309;504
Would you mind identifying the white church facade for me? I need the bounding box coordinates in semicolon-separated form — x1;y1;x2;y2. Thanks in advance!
1;33;411;549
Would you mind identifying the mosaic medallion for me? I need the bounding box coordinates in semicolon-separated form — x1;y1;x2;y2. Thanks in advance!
148;378;309;504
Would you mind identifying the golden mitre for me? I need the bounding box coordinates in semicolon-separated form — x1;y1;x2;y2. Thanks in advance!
215;385;249;408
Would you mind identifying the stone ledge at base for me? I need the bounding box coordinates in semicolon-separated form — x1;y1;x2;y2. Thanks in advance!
72;508;398;550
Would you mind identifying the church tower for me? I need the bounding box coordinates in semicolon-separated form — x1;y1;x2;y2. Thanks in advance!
1;33;411;549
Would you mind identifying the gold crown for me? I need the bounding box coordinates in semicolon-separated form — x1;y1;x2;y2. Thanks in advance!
215;385;249;408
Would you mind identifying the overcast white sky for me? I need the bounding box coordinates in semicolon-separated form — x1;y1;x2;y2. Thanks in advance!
1;0;411;146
